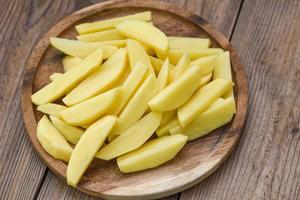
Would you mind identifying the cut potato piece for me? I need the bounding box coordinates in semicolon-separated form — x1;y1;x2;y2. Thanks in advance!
110;74;157;138
190;55;217;75
117;134;187;173
156;118;179;137
50;37;118;59
37;103;67;119
197;73;212;88
157;59;170;91
168;37;211;51
150;56;175;74
67;116;117;187
77;29;126;42
37;115;72;162
60;88;120;126
171;97;235;140
31;50;103;105
50;116;84;145
62;56;83;72
63;48;127;106
171;53;190;82
49;73;63;81
98;40;127;47
116;20;168;53
76;11;152;34
96;112;161;160
113;63;148;115
148;65;206;112
127;39;154;73
160;110;177;127
178;79;233;127
168;48;223;64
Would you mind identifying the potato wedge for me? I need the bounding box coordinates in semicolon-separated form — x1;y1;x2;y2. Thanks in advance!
60;88;120;126
171;97;235;140
190;55;217;75
50;37;117;59
37;103;67;119
170;53;190;82
157;58;170;91
168;48;223;64
178;79;233;127
50;116;84;145
96;112;161;160
116;20;168;53
98;40;127;47
63;48;127;106
148;65;206;112
49;73;63;81
76;11;151;34
168;37;211;51
77;29;126;42
127;39;154;73
156;117;179;137
197;73;212;88
67;116;117;187
37;115;73;162
117;134;187;173
31;50;103;105
62;56;83;72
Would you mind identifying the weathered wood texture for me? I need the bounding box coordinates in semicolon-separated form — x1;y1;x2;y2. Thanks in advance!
180;0;300;199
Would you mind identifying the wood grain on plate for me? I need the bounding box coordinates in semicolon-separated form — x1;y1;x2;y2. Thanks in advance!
21;0;248;199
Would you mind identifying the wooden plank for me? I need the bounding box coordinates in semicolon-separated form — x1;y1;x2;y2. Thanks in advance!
180;0;300;199
36;0;244;199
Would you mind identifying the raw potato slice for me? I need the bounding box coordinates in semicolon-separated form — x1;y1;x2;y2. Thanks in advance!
197;73;212;88
98;40;127;47
148;65;206;112
60;88;120;126
49;73;63;81
168;48;223;64
67;116;117;187
96;112;162;160
157;59;170;91
50;116;84;145
37;115;73;162
171;53;190;82
178;79;233;127
77;29;126;42
168;37;211;51
50;37;118;59
156;118;179;137
110;74;157;137
63;56;83;72
190;55;217;75
63;48;127;106
171;98;235;140
31;50;103;105
117;134;187;173
76;11;152;34
113;63;148;115
116;20;168;53
37;103;67;119
150;56;175;74
160;110;177;126
127;39;154;73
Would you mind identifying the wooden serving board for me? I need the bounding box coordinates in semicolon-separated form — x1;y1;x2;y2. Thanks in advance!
21;0;248;199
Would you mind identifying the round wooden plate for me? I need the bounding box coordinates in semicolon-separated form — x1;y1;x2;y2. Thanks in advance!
21;0;248;199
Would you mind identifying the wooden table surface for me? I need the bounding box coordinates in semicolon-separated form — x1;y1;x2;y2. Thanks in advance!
0;0;299;199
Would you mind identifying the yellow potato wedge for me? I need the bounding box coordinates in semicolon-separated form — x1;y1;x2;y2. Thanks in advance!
49;73;63;81
76;11;152;34
168;48;223;64
113;63;148;115
77;29;126;42
37;103;67;119
116;20;168;53
156;117;179;137
98;40;127;47
157;58;170;91
117;134;187;173
171;97;235;140
190;55;217;75
37;115;72;162
127;39;154;73
62;56;83;72
110;74;157;138
60;88;120;126
197;73;212;88
50;37;118;59
96;112;162;160
170;53;190;82
31;50;103;105
63;48;127;106
50;116;84;145
168;37;211;51
148;65;206;112
67;116;117;187
178;79;233;127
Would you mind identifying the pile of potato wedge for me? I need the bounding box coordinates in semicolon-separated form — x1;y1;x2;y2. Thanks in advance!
32;11;236;187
